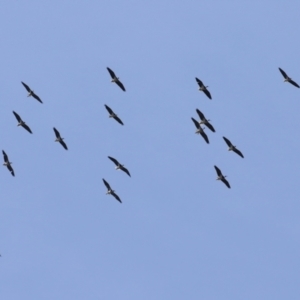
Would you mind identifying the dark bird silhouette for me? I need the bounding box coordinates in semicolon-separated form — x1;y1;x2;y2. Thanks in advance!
104;105;124;125
12;111;32;134
195;77;211;99
196;109;215;132
2;150;14;176
278;68;299;88
53;128;68;150
223;137;244;158
107;67;126;91
214;165;230;188
21;82;43;103
108;156;131;177
191;117;209;144
102;178;122;203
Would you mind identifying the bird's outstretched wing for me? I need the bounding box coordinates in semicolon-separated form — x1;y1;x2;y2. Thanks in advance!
195;77;203;87
205;121;215;132
104;104;114;115
7;164;14;177
53;127;61;139
21;82;31;93
200;131;209;144
107;67;116;79
191;117;200;129
121;166;131;177
102;178;111;190
59;140;68;150
289;79;300;88
2;150;8;163
223;136;232;147
196;109;205;120
32;92;43;103
22;124;32;134
114;115;124;125
203;89;212;99
222;178;230;188
233;148;244;158
108;156;119;166
13;111;22;122
112;192;122;203
279;68;288;79
214;165;222;177
116;80;126;92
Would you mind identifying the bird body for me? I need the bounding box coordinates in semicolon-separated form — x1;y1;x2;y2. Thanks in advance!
107;67;126;91
191;117;209;144
21;82;43;103
195;77;212;99
104;105;124;125
2;150;14;176
278;68;300;88
214;165;230;188
53;128;68;150
108;156;131;177
102;178;122;203
13;111;32;134
223;137;244;158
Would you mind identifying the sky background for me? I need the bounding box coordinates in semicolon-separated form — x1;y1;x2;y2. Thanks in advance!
0;1;300;299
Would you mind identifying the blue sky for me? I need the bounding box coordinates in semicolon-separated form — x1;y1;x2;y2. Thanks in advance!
1;1;300;299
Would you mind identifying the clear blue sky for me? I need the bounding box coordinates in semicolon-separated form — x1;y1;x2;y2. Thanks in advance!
1;1;300;299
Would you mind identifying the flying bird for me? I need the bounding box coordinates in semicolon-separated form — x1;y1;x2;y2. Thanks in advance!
108;156;131;177
21;82;43;103
104;105;124;125
195;77;211;99
12;111;32;134
53;128;68;150
102;178;122;203
214;165;230;188
223;137;244;158
196;109;215;132
2;150;14;176
278;68;299;88
191;117;209;144
107;67;126;91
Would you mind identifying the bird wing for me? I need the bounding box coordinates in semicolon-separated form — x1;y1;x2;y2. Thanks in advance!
222;178;230;188
112;192;122;203
102;178;111;190
7;164;15;176
205;121;215;132
113;116;124;125
21;82;31;92
121;166;131;177
196;109;205;120
22;124;32;134
107;67;116;79
59;140;68;150
279;68;288;79
195;77;203;87
108;156;119;166
223;136;232;147
104;104;114;115
289;79;300;88
214;165;222;177
2;150;8;162
203;88;212;99
200;131;209;144
32;93;43;103
53;127;60;138
233;148;244;158
13;111;22;122
191;117;200;129
116;80;126;91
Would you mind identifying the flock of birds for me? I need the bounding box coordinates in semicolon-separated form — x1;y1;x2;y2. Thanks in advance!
2;67;298;198
191;67;299;189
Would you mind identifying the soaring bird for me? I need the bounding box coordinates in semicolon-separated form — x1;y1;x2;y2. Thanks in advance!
278;68;299;88
104;105;124;125
21;82;43;103
53;128;68;150
2;150;14;176
196;109;215;132
223;137;244;158
195;77;211;99
107;67;126;91
12;111;32;134
102;178;122;203
108;156;131;177
214;165;230;188
191;117;209;144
